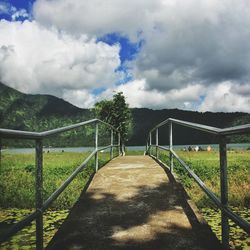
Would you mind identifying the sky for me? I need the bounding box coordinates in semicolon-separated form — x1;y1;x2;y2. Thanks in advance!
0;0;250;112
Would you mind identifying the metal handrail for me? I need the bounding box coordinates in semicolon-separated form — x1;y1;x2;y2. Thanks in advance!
0;119;121;249
146;118;250;250
148;118;250;136
0;118;118;139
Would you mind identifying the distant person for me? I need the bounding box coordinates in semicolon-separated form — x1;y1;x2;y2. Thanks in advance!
188;146;192;152
194;146;199;152
207;145;212;152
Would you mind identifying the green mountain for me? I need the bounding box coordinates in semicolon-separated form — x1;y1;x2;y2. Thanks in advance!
0;82;90;130
0;82;249;146
130;108;250;145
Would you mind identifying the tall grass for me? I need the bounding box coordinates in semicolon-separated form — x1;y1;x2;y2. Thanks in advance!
158;149;250;208
0;150;116;209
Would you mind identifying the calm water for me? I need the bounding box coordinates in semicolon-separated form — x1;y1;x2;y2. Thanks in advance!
2;143;250;154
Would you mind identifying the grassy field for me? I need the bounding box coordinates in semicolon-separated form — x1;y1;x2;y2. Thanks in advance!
0;150;116;209
157;149;250;208
1;149;248;209
0;149;249;249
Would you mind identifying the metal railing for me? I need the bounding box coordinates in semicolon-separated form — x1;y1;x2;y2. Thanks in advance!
145;118;250;250
0;118;121;249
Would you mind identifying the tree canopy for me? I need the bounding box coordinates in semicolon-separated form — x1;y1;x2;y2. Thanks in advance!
94;92;132;143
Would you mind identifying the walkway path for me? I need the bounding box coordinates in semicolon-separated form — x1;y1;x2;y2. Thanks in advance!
46;156;221;250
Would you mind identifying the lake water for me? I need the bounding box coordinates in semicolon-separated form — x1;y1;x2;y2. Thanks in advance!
2;143;250;154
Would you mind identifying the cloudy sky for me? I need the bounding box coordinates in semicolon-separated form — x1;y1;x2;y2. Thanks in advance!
0;0;250;112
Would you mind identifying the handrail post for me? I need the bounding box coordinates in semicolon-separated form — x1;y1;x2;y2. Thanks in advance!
169;121;173;172
156;128;159;159
0;138;1;169
95;122;98;172
110;129;113;160
219;136;229;250
118;133;121;155
149;132;152;156
35;139;43;250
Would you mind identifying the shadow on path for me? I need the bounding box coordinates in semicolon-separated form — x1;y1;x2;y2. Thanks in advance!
46;156;221;250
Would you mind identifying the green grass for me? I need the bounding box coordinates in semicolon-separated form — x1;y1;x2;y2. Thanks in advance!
0;150;117;209
157;149;250;208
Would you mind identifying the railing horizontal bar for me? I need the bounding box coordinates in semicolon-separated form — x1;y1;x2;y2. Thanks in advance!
151;154;170;171
170;149;222;207
150;118;221;135
40;119;98;138
170;149;250;234
97;145;119;153
42;149;96;210
0;128;41;139
148;118;250;137
98;145;112;152
0;119;118;139
224;207;250;234
0;210;39;244
97;120;117;131
220;124;250;136
157;145;169;151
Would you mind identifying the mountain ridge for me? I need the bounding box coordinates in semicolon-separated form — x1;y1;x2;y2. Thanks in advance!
0;82;249;145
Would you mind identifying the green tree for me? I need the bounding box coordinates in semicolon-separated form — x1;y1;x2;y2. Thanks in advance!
94;92;132;151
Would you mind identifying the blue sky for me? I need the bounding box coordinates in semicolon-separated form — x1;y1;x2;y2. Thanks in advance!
0;0;250;112
0;0;34;20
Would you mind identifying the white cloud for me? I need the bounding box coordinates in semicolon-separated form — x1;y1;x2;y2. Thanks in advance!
99;79;204;110
0;20;121;97
11;9;29;21
62;89;96;108
33;0;158;41
0;0;250;111
199;82;250;112
31;0;250;112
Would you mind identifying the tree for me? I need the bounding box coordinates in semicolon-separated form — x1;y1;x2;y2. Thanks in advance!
94;92;132;152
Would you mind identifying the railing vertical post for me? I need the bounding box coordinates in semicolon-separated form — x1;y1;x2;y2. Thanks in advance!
149;132;152;156
219;136;229;250
110;129;113;160
156;128;159;159
169;121;173;172
118;133;121;155
35;139;43;250
0;138;1;169
95;122;99;172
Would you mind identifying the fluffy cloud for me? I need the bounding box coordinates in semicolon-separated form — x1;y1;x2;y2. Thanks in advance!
33;0;158;41
106;80;204;110
199;82;250;112
62;89;96;108
0;20;121;96
1;0;250;112
32;0;250;112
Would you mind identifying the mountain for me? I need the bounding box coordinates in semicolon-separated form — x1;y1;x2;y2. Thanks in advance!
0;82;249;146
0;82;90;131
130;108;250;145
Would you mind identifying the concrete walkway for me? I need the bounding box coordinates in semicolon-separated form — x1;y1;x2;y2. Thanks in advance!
46;156;221;250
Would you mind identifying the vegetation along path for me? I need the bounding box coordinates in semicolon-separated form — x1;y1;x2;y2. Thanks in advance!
47;156;221;250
